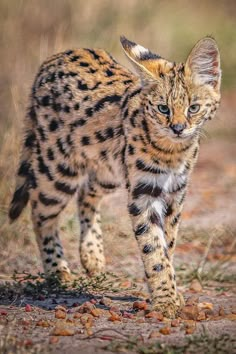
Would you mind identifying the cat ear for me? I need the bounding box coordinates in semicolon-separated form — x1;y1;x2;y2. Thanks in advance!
120;36;173;85
185;37;221;90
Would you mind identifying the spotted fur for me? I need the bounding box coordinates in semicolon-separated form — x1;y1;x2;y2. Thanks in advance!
9;36;221;317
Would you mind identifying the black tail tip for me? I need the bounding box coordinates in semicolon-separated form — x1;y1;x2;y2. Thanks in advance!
8;186;29;222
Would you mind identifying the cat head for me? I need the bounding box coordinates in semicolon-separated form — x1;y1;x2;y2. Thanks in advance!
120;36;221;142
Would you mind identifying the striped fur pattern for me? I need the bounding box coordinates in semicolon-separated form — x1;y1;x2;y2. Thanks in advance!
9;36;221;317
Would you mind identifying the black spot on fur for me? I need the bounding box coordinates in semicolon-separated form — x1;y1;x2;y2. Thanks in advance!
41;95;50;106
81;136;90;145
25;132;36;148
47;148;54;161
135;223;149;236
128;203;141;216
143;244;154;254
18;161;30;176
79;62;89;67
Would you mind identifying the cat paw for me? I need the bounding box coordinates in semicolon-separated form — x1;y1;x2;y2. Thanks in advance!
80;249;105;275
152;292;185;318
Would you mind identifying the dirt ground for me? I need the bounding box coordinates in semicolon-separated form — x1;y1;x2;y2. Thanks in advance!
0;94;236;353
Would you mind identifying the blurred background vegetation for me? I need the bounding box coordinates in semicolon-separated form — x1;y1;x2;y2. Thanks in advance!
0;0;235;274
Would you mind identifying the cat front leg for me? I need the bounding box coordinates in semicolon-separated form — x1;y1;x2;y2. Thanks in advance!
128;186;183;318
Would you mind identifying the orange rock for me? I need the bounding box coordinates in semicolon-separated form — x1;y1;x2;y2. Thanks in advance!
73;312;82;319
55;309;66;319
133;301;147;311
36;319;51;327
159;326;171;335
80;314;94;325
90;308;102;317
108;311;122;322
78;302;95;314
145;311;164;321
51;325;75;336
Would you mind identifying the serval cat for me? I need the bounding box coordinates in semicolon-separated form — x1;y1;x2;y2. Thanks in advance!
9;36;221;317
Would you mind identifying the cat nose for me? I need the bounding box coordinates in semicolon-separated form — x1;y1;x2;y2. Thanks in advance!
170;123;186;135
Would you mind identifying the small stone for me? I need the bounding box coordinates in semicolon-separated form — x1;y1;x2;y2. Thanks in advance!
99;297;112;307
171;319;180;327
133;301;147;311
159;326;171;335
108;311;122;322
55;309;66;319
179;305;199;320
51;325;75;336
189;279;203;292
78;302;95;314
25;304;32;312
145;311;164;321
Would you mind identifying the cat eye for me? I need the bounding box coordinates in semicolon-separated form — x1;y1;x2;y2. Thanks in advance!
157;104;170;115
188;104;200;114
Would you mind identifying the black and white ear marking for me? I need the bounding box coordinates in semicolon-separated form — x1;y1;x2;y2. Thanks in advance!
120;36;161;62
185;37;221;90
